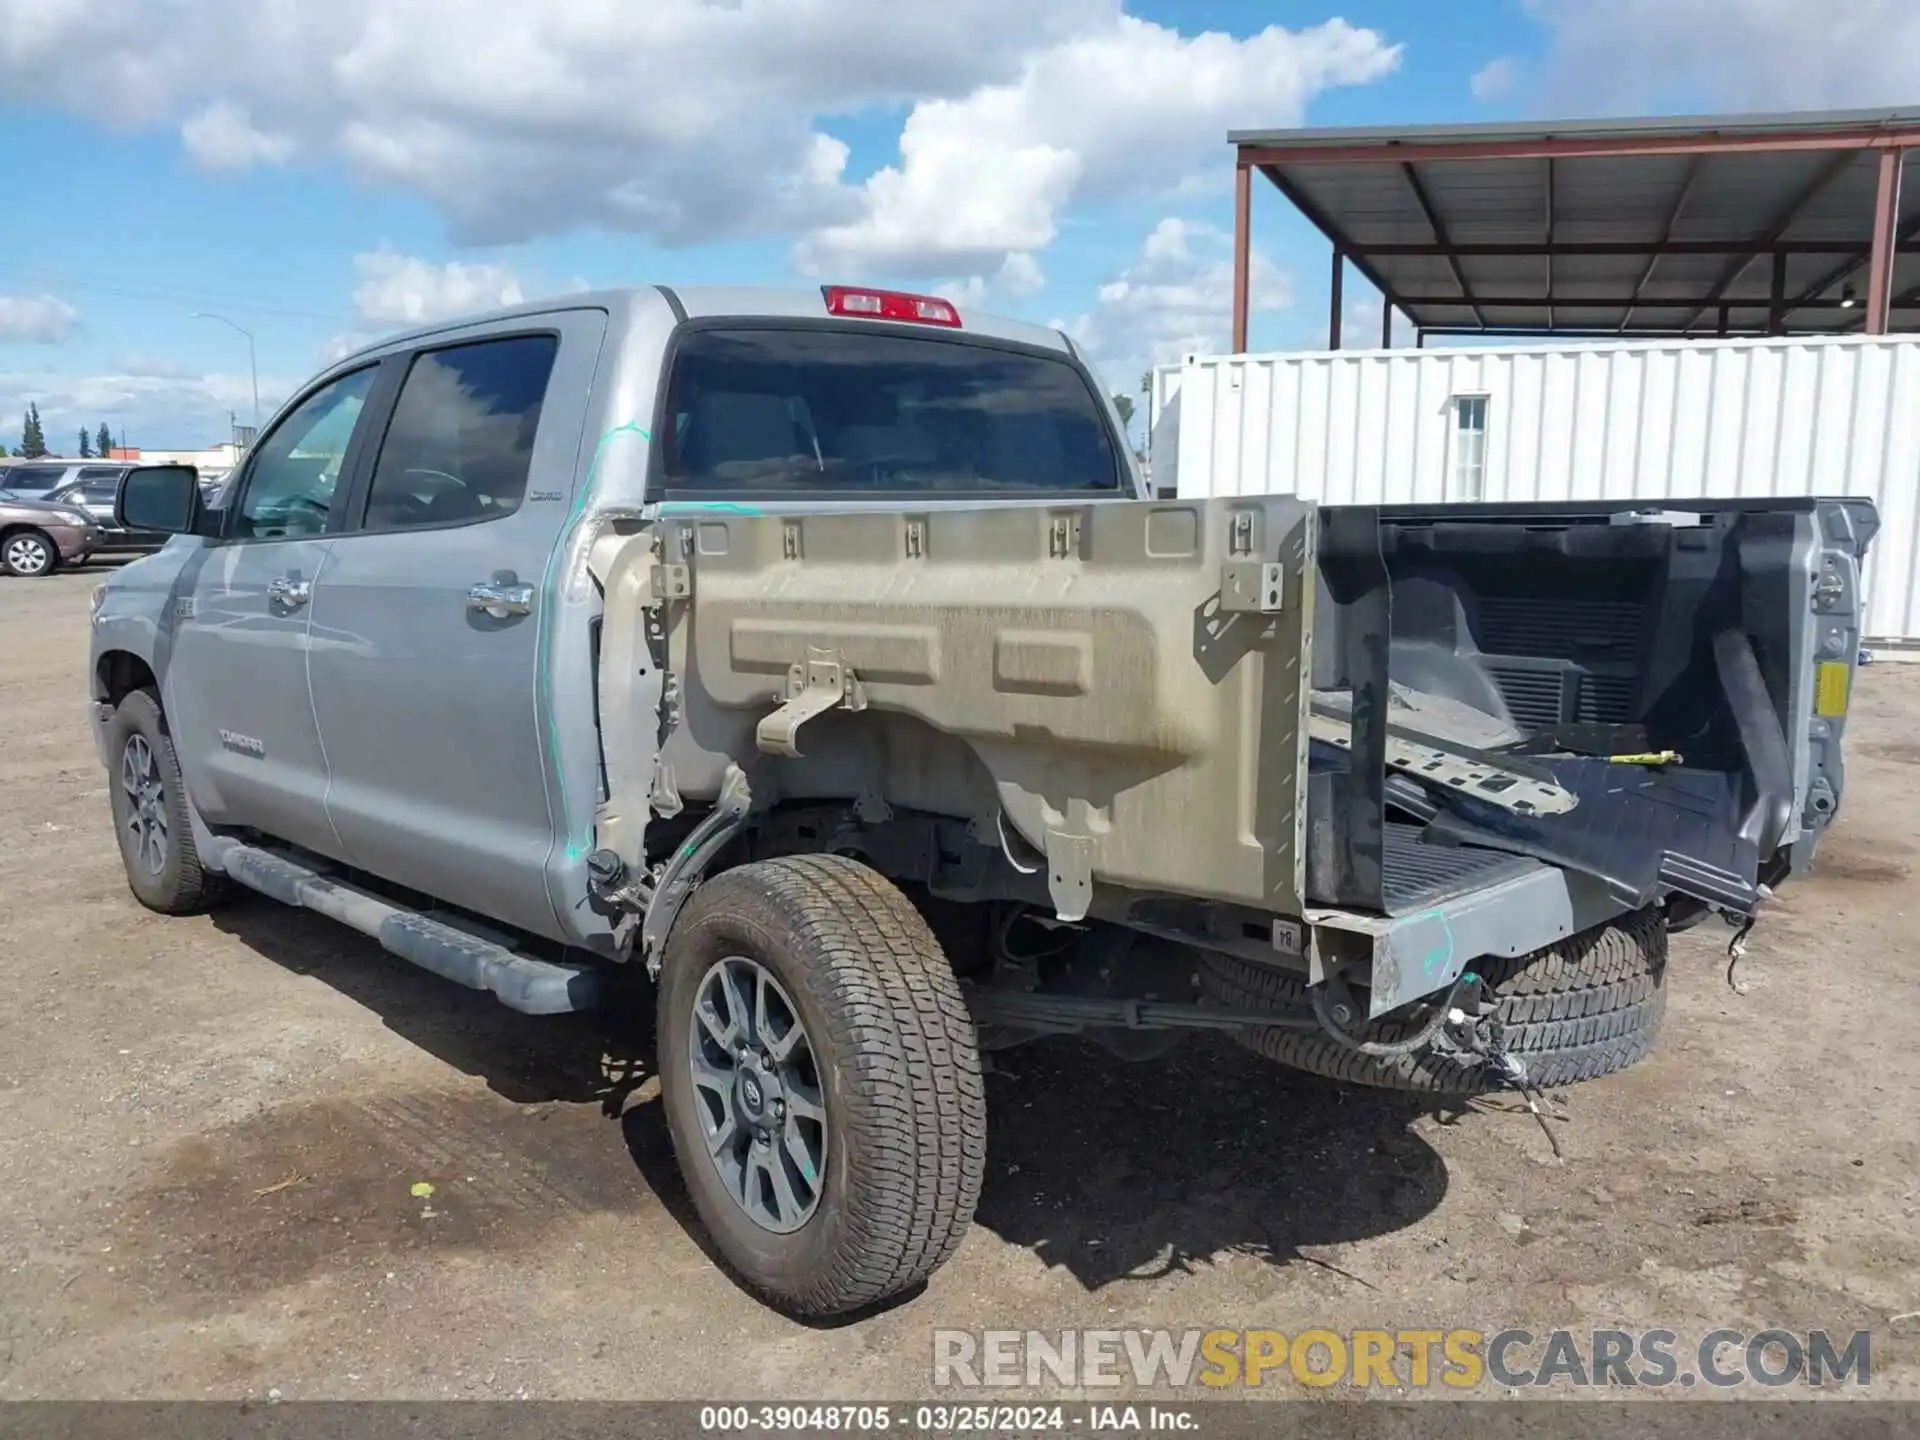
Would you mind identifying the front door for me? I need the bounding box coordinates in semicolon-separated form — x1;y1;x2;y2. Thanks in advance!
305;316;603;938
164;363;382;858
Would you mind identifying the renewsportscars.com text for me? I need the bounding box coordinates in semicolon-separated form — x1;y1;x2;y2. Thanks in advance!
932;1327;1872;1391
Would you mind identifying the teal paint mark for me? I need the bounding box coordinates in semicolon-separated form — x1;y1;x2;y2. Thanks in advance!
658;501;764;516
1416;907;1455;979
535;416;655;903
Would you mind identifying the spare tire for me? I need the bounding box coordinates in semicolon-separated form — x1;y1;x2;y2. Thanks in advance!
1199;907;1667;1095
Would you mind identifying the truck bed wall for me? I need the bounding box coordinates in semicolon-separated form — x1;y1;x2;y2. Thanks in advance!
598;498;1320;916
1306;499;1873;873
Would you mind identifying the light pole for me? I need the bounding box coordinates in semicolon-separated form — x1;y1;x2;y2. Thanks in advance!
191;311;260;437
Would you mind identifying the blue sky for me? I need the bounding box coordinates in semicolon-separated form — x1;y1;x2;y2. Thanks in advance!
0;0;1903;450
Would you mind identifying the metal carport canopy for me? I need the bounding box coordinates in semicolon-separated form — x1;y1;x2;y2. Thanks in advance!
1229;107;1920;348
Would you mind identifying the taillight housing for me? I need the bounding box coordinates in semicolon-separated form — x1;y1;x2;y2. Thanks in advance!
822;286;962;327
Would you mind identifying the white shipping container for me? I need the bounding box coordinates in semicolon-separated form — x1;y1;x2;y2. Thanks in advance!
1156;335;1920;650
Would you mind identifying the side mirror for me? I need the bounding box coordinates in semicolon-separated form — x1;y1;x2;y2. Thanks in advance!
117;464;204;535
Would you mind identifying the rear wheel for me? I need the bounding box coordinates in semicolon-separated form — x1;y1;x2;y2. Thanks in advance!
2;529;58;577
1200;908;1667;1095
657;854;987;1317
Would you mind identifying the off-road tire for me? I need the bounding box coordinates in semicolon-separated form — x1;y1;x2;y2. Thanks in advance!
2;528;59;577
1199;907;1667;1095
105;688;233;914
657;854;987;1318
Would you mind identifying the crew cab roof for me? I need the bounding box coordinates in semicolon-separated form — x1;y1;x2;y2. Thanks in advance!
329;284;1081;367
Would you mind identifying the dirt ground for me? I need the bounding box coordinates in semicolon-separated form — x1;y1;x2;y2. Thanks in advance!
1;564;1917;1403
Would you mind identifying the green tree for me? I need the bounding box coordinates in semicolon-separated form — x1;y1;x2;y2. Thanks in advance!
1111;393;1135;430
97;423;113;458
19;403;47;458
78;428;92;458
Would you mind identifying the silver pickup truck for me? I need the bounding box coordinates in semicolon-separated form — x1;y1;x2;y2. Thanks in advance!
91;284;1878;1318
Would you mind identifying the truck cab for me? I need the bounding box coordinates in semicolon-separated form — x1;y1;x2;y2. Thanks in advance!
91;285;1141;949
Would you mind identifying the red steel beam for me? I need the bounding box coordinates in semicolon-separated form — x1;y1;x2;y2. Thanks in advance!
1232;159;1252;352
1237;129;1920;168
1867;148;1904;334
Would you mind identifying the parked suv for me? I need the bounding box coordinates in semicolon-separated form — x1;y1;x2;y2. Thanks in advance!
0;488;98;576
1;461;171;559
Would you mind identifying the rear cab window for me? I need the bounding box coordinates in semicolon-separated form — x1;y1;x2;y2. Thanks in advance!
653;326;1124;500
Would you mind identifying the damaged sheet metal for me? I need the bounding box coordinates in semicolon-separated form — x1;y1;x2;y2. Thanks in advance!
1424;758;1762;915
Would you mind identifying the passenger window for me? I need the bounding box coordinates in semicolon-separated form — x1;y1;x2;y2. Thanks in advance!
361;335;559;532
2;465;69;494
233;367;377;540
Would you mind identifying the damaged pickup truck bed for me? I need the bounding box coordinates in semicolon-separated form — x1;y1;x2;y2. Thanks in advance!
90;284;1878;1318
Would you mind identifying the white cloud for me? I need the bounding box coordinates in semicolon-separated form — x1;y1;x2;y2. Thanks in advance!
932;252;1049;309
1526;0;1920;110
1470;57;1517;102
181;102;296;169
0;0;1116;250
996;252;1047;299
797;15;1399;279
317;252;574;361
0;295;79;344
319;333;378;366
352;250;527;326
106;353;194;379
0;1;1399;293
0;369;290;449
1059;217;1290;392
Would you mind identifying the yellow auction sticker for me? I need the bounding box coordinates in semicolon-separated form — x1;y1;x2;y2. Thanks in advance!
1815;661;1851;717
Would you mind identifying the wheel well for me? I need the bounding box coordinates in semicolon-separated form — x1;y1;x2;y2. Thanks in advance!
97;650;157;708
1;522;52;541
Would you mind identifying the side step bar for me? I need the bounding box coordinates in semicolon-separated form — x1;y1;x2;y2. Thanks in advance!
219;843;601;1015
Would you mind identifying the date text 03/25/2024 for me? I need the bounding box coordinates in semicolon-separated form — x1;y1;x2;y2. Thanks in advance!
699;1404;1196;1433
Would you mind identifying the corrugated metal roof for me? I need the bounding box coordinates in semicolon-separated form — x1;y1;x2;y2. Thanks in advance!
1230;106;1920;149
1241;109;1920;337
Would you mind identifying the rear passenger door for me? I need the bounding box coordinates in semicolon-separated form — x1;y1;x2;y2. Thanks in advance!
304;312;606;939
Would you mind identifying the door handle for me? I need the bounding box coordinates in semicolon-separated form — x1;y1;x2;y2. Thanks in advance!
468;580;535;617
267;575;311;609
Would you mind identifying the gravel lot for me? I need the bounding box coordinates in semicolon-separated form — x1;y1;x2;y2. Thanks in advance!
2;565;1917;1402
